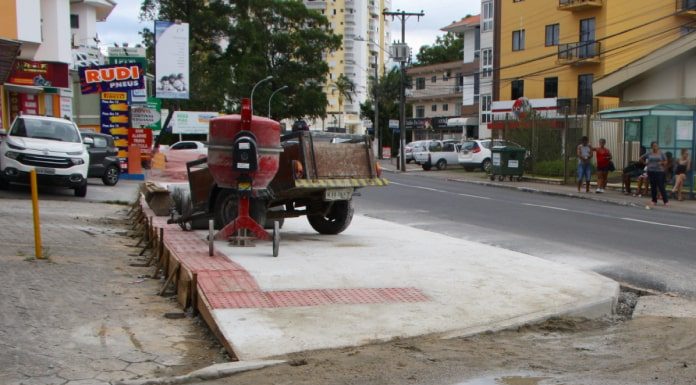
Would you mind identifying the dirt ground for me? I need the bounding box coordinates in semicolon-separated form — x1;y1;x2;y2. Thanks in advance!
202;311;696;385
0;198;225;385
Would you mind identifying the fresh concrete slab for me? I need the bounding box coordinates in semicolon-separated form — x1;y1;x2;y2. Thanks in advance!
633;294;696;318
202;214;619;360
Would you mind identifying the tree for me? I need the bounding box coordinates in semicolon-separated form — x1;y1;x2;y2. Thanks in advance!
414;32;463;66
139;0;341;120
333;74;356;130
360;67;408;156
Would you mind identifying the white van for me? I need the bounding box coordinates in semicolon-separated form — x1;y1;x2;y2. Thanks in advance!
0;115;91;197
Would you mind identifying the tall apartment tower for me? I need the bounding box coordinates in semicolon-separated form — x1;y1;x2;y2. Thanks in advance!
304;0;391;134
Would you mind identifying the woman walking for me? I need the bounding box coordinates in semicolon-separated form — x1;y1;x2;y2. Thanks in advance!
641;141;669;206
671;149;691;201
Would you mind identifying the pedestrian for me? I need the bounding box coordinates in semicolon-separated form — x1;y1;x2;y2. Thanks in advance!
622;158;644;195
640;141;669;206
671;148;691;201
593;138;612;193
576;136;593;193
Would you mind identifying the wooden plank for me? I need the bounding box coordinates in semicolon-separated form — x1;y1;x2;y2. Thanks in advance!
197;291;239;361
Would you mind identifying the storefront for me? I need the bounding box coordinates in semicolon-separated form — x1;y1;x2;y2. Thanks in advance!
0;38;22;130
1;59;71;128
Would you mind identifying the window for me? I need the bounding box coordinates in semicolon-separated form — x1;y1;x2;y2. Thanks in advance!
578;74;594;113
415;106;425;118
93;136;108;148
431;104;437;112
511;79;524;99
545;24;559;46
481;94;492;123
512;29;525;51
544;77;558;98
482;1;493;31
416;77;425;90
481;48;493;78
431;76;437;83
70;14;79;29
579;18;596;58
442;104;449;112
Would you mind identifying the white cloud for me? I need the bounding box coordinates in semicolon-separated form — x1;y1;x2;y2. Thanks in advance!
96;0;148;47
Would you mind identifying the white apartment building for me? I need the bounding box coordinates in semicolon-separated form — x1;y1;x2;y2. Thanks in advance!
304;0;391;134
478;0;494;139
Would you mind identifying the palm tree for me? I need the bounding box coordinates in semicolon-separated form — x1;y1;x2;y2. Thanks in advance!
333;74;356;132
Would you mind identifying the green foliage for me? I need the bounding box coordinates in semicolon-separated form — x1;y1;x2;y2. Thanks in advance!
414;32;463;66
360;67;407;154
139;0;341;119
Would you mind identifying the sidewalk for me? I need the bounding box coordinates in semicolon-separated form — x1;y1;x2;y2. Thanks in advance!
380;158;696;215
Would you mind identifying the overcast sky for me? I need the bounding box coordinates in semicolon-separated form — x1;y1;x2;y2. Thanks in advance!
96;0;480;52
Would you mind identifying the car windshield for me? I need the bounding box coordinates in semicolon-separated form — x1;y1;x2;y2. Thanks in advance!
492;140;521;148
10;118;81;143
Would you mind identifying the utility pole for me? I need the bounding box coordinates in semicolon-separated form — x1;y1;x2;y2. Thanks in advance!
374;56;382;159
384;9;424;172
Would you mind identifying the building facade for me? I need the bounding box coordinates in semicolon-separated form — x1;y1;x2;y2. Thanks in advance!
304;0;391;134
495;0;693;120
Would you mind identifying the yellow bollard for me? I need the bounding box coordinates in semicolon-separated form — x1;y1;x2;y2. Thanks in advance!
29;169;42;259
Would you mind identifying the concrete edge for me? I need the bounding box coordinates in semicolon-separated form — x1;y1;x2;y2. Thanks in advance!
113;360;286;385
439;278;620;340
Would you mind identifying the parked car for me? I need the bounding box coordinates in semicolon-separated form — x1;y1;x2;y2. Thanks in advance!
458;139;523;172
0;115;90;197
0;128;6;143
405;140;426;163
160;140;207;162
413;140;460;171
80;131;120;186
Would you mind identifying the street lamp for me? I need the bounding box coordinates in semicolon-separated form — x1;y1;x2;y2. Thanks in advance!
250;75;273;114
268;85;288;118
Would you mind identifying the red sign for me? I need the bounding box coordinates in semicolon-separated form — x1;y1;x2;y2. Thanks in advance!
79;64;144;94
8;92;39;123
127;128;153;156
8;60;69;88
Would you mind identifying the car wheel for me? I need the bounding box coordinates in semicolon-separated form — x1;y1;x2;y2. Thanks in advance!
307;200;354;235
422;163;432;171
102;165;120;186
213;189;267;229
435;159;447;170
482;158;493;173
74;182;87;197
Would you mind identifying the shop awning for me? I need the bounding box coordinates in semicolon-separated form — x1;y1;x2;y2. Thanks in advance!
598;104;696;119
0;39;21;84
447;117;478;127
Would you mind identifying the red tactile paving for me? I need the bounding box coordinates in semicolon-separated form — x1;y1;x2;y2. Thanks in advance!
140;199;430;313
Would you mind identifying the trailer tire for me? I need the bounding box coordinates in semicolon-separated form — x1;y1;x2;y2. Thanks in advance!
213;189;267;229
307;200;354;235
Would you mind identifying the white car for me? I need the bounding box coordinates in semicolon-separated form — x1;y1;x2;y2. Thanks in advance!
159;140;207;161
0;115;91;197
459;139;522;172
413;140;460;170
405;140;426;163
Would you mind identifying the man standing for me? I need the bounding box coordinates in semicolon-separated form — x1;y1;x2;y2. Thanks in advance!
577;136;593;193
594;138;612;193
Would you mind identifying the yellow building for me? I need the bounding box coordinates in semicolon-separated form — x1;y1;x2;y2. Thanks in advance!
497;0;694;113
304;0;391;133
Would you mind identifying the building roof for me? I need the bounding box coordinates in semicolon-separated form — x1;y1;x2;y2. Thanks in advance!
441;15;480;34
0;39;21;85
594;32;696;97
598;104;696;119
406;60;468;76
70;0;117;21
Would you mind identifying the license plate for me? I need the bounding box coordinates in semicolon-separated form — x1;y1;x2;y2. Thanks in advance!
324;188;353;201
35;167;55;175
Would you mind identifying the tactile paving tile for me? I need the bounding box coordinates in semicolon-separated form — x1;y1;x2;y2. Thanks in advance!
197;270;259;292
205;291;275;309
266;290;333;307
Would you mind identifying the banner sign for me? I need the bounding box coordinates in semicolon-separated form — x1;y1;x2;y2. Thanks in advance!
128;128;153;157
131;98;162;130
172;111;218;134
8;60;69;88
79;63;143;94
100;92;130;170
155;21;190;99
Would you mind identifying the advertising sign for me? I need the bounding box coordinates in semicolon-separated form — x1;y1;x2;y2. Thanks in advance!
107;46;148;71
131;98;162;130
60;96;73;120
172;111;218;134
155;21;189;99
79;63;144;94
8;60;69;88
128;128;153;158
100;92;130;170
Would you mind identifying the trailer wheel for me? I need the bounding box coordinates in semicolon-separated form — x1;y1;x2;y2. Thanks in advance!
307;200;354;235
213;189;267;229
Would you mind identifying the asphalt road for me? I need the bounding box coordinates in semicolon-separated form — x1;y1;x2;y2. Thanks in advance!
354;171;696;295
0;177;140;203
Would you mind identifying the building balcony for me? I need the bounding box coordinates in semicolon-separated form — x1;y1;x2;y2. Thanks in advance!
677;0;696;16
305;1;326;9
407;85;464;101
557;41;601;65
558;0;603;11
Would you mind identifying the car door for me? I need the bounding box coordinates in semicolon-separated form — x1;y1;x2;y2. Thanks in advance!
459;141;476;164
442;142;458;164
88;135;108;177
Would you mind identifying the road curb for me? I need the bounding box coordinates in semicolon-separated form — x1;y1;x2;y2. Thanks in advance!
113;360;286;385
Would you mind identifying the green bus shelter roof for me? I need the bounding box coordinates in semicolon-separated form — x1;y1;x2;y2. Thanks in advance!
599;104;696;119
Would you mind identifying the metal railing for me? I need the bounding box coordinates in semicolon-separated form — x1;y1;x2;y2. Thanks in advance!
558;41;601;61
559;0;603;7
